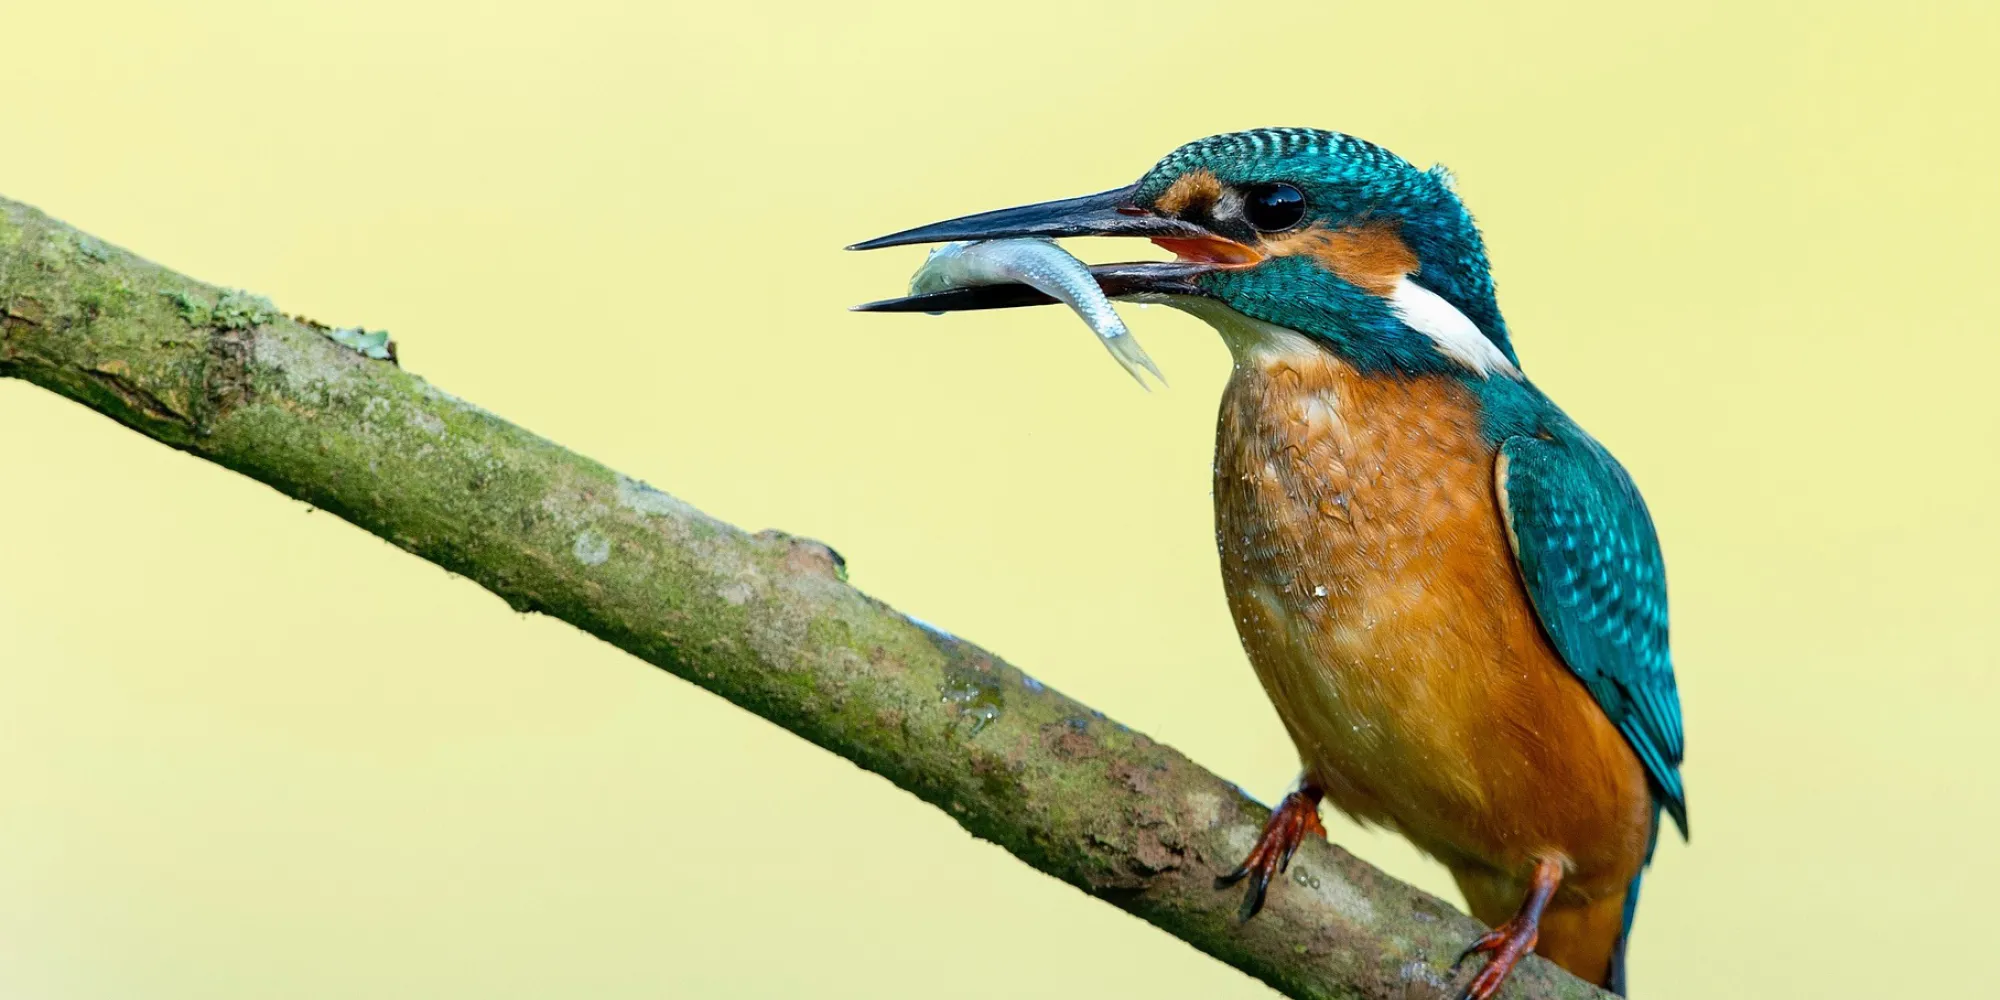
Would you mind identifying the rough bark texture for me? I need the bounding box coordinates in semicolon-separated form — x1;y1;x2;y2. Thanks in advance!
0;196;1609;1000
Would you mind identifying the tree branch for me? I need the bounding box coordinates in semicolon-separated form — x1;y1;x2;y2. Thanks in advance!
0;196;1607;1000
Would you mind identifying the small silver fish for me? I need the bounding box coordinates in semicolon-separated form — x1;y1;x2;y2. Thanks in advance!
908;238;1165;389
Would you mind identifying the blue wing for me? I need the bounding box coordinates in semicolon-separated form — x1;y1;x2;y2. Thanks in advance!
1496;430;1688;837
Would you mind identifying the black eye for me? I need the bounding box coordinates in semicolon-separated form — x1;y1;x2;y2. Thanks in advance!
1243;183;1307;232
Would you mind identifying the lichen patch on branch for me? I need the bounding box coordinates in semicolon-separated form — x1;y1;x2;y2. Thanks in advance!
573;530;612;566
325;326;396;361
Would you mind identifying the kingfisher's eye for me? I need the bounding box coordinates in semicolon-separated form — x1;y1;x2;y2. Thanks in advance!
1243;183;1307;232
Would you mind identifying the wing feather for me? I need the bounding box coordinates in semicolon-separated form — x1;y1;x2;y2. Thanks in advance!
1496;432;1688;836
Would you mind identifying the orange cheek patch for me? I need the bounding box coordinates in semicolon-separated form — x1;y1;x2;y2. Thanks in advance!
1261;222;1420;296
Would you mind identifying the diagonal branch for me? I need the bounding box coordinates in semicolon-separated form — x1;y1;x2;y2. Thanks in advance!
0;196;1607;1000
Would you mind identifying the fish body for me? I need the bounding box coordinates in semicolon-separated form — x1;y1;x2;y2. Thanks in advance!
909;238;1164;388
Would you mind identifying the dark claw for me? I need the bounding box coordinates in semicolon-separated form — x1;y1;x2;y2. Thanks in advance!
1451;930;1502;970
1236;868;1272;923
1214;856;1274;921
1217;852;1275;922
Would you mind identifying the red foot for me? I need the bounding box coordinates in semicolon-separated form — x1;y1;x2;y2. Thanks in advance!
1215;786;1325;922
1452;858;1563;1000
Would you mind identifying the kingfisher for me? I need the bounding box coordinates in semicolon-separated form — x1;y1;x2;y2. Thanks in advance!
851;128;1686;998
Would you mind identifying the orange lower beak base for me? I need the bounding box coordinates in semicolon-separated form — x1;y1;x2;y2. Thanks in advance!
1150;235;1264;266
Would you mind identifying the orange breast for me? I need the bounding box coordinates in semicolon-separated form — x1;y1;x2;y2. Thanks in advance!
1212;342;1651;894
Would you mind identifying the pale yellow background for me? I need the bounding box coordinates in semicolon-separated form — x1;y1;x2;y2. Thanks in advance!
0;1;1993;997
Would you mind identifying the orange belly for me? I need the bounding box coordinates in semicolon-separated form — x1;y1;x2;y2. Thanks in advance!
1211;334;1653;936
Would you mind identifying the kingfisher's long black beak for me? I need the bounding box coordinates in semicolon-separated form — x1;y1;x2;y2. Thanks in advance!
846;184;1204;249
847;182;1247;313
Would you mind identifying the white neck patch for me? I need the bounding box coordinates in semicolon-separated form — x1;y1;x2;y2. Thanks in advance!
1386;279;1520;379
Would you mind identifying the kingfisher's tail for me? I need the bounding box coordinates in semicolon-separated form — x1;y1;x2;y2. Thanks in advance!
1605;803;1666;996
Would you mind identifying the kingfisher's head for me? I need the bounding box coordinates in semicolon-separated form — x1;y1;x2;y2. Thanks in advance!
853;128;1520;379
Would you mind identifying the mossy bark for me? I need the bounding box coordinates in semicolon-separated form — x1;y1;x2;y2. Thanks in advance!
0;196;1609;1000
